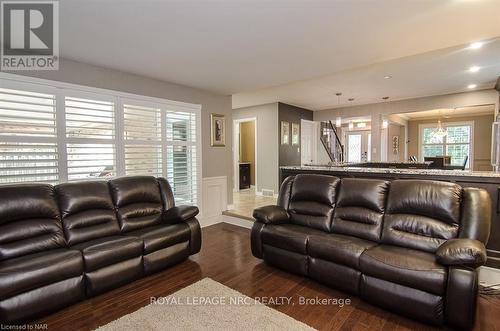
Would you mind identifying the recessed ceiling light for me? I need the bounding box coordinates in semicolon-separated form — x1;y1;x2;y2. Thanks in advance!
469;66;480;73
469;42;483;50
467;84;477;89
384;75;392;79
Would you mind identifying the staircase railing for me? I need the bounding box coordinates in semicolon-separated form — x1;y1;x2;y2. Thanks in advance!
320;120;344;163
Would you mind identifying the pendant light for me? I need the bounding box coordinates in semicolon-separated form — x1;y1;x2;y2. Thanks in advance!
431;110;447;139
382;97;389;129
335;93;342;127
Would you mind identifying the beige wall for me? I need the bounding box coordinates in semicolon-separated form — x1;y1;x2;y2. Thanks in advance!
407;114;494;171
9;58;234;204
232;103;279;193
239;121;256;185
314;89;499;162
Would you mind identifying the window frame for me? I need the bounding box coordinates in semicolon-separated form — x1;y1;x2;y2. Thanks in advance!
418;121;474;169
0;73;202;206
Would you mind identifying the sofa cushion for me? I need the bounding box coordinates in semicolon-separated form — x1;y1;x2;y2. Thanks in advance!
0;249;83;300
109;176;163;232
0;184;65;261
332;178;389;242
261;224;317;254
288;174;340;232
382;180;461;253
56;181;120;246
359;245;447;295
71;236;143;271
127;223;191;254
308;233;377;269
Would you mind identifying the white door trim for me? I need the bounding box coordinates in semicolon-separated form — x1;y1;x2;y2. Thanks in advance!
233;117;257;192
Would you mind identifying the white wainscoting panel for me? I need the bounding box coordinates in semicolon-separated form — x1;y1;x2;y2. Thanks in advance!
200;176;228;227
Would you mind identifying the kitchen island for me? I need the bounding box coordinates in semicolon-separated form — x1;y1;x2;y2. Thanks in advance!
281;165;500;268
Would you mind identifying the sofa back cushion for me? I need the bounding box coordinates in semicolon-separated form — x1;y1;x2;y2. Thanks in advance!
0;184;64;260
56;181;120;245
382;180;461;253
109;176;163;232
288;174;340;232
332;178;389;242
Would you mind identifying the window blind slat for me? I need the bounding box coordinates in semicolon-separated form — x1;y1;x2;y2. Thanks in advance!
124;104;162;177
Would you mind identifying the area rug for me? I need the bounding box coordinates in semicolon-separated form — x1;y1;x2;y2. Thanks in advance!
95;278;314;331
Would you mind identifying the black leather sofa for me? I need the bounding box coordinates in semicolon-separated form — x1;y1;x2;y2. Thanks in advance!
0;176;201;323
251;174;491;329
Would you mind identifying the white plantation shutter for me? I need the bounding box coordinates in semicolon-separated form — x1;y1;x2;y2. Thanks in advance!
123;103;162;176
166;111;198;204
0;87;59;183
65;96;116;181
0;76;201;207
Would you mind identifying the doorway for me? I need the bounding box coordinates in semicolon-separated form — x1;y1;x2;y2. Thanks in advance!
232;118;257;192
301;119;318;165
347;131;371;162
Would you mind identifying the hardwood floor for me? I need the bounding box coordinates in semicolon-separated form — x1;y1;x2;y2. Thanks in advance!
35;223;500;331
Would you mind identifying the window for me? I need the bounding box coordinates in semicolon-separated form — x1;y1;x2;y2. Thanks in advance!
0;87;58;183
65;96;116;181
166;111;198;204
420;122;473;168
123;103;162;177
0;76;201;205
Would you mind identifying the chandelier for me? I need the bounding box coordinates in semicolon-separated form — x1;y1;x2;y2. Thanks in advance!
431;119;447;139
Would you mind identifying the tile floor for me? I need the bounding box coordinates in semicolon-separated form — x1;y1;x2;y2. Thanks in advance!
223;187;276;220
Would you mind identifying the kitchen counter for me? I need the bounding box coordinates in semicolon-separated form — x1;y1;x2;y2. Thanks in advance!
281;165;500;178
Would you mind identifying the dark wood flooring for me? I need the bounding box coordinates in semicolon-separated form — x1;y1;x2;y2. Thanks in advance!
34;223;500;330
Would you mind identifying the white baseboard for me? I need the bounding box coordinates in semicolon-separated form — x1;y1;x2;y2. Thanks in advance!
479;266;500;287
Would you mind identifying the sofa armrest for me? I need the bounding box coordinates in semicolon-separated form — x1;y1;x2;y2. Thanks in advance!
436;238;486;268
164;205;199;223
252;205;289;225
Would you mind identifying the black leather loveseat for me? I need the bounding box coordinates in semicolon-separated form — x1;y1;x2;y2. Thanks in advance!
0;176;201;323
251;174;491;329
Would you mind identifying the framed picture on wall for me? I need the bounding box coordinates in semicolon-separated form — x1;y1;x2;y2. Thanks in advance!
292;123;300;145
210;113;226;147
281;121;290;145
392;135;399;154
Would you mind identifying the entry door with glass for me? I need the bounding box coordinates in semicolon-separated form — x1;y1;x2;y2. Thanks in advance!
347;131;371;163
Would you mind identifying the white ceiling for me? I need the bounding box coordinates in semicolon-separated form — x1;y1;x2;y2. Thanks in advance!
59;0;500;109
398;105;495;120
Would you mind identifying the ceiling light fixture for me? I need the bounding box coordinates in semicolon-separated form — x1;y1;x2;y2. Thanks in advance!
469;42;483;50
335;117;342;127
469;66;480;73
467;84;477;89
384;75;392;79
382;97;390;129
335;92;342;127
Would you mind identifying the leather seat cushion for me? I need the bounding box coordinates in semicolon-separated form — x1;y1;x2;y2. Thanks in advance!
127;223;191;254
72;236;143;271
261;224;323;254
0;249;83;300
359;245;447;295
309;233;377;269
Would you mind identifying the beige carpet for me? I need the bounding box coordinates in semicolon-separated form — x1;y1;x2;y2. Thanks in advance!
96;278;315;331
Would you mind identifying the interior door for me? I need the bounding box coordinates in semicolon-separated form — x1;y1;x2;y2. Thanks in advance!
301;120;317;165
347;131;371;163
